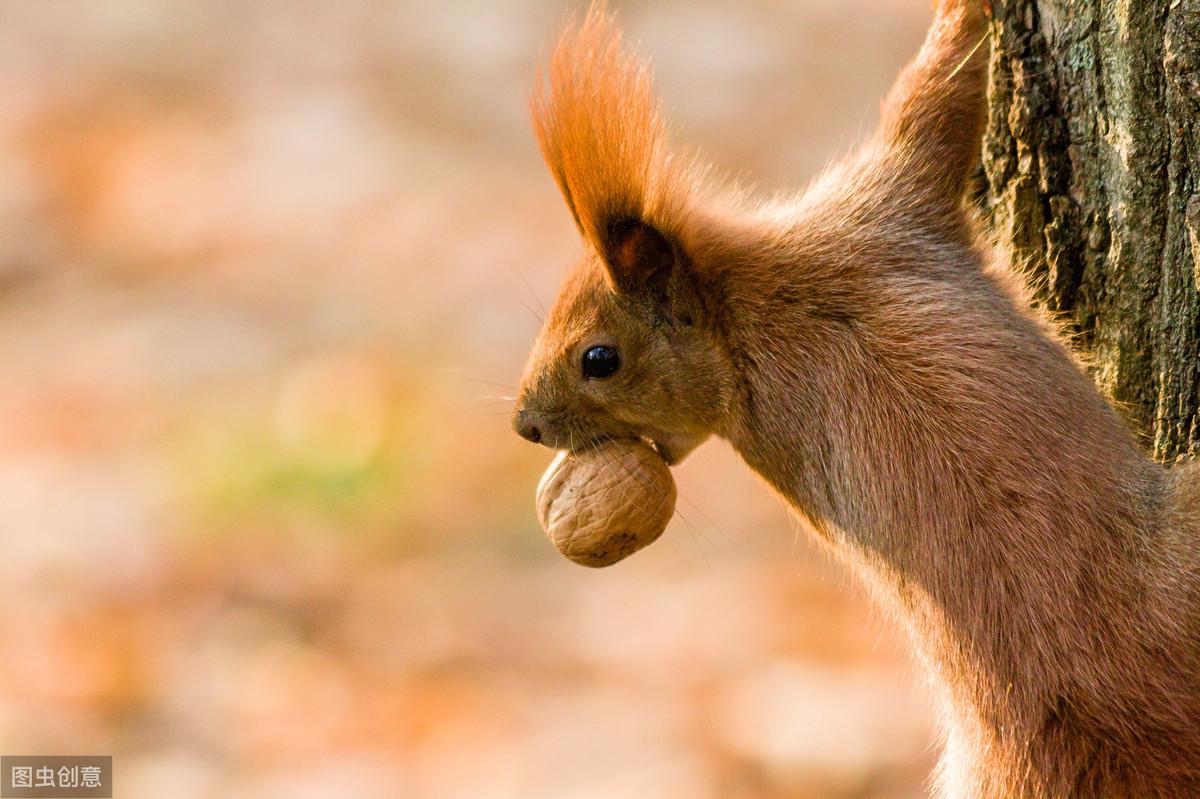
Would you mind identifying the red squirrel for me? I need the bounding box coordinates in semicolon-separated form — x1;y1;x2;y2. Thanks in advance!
512;2;1200;795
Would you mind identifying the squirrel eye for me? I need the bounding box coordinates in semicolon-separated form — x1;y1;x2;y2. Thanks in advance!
581;345;620;379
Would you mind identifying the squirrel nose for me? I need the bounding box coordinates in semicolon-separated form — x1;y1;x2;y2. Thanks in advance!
514;409;542;444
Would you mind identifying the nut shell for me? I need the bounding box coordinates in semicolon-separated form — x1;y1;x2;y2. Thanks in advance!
535;440;676;567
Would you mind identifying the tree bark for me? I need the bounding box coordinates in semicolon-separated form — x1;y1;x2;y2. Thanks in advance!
983;0;1200;461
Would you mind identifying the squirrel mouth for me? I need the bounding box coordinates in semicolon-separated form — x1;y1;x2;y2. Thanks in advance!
564;432;679;466
646;438;676;465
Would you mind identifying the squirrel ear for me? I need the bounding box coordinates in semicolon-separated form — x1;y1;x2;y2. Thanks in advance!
601;217;675;296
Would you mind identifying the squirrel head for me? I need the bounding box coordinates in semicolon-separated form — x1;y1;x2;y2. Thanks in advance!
512;4;734;464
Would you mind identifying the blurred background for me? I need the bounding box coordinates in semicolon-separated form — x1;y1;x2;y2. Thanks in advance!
0;1;939;797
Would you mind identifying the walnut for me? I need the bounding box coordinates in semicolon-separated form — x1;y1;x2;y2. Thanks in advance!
535;440;676;567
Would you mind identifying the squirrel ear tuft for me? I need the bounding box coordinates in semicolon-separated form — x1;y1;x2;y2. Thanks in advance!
531;3;691;264
602;217;674;295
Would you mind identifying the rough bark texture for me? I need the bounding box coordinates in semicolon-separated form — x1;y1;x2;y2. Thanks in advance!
983;0;1200;461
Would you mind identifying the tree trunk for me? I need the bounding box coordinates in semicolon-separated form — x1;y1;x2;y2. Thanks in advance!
982;0;1200;461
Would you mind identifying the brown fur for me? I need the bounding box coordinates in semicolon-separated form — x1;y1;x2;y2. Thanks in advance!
514;3;1200;796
